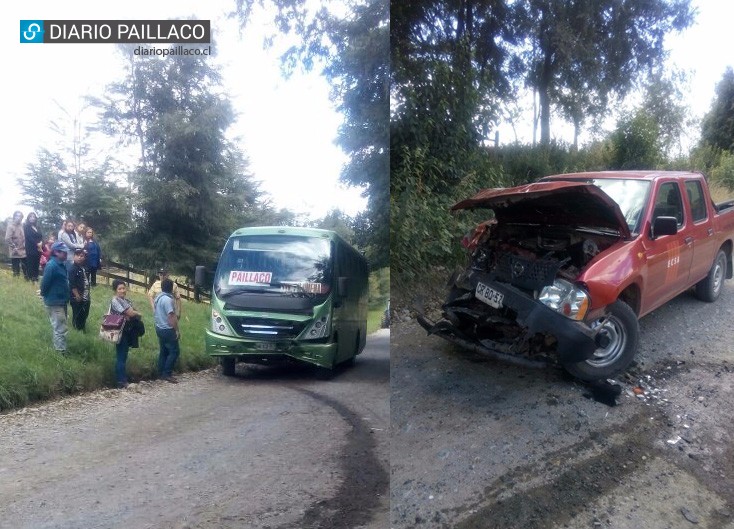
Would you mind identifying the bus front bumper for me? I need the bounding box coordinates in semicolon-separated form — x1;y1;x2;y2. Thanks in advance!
204;330;337;369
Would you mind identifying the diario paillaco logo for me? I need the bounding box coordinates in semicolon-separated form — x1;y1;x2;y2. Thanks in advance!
19;20;210;44
20;21;45;43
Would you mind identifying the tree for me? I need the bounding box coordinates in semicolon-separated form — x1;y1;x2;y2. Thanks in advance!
72;171;132;236
18;102;129;234
235;0;390;267
389;2;518;280
19;149;69;231
327;0;389;267
638;71;690;157
514;0;694;144
610;110;664;170
97;45;263;272
312;208;355;244
701;67;734;153
391;0;513;171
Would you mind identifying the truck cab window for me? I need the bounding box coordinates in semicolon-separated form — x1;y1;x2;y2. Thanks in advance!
652;183;684;226
685;180;708;222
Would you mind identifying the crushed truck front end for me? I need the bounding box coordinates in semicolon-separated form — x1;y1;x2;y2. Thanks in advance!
418;179;642;380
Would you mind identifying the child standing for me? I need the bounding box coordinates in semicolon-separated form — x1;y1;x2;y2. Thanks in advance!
68;249;91;331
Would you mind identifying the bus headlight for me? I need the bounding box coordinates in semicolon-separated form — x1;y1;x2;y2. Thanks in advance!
538;279;590;321
302;315;330;340
211;309;236;336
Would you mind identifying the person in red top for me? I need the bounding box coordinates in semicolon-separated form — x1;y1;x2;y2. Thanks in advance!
40;234;56;273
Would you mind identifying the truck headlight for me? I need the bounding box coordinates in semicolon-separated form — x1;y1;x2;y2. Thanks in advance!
302;315;330;340
211;309;236;336
538;279;590;321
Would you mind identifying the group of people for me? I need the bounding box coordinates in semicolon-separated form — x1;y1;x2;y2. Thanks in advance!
38;238;98;339
55;219;102;286
4;212;102;285
38;239;182;388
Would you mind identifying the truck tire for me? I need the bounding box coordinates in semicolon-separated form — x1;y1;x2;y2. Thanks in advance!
221;357;236;377
695;249;727;302
563;300;639;381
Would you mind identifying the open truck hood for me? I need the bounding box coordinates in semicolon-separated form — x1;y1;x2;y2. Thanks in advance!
451;181;631;238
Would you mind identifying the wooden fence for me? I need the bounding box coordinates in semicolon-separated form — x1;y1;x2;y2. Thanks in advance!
2;258;209;302
99;260;210;302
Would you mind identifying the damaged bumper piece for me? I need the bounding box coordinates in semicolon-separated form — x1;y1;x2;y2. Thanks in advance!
417;272;606;368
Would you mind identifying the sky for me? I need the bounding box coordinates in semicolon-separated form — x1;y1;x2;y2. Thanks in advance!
1;1;365;222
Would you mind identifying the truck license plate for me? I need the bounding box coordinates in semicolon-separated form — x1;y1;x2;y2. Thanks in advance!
476;282;504;309
255;342;276;351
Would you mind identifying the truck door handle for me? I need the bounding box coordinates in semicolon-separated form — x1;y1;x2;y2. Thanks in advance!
708;228;714;236
684;236;694;245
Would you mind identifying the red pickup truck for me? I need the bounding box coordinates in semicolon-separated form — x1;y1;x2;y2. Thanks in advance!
418;171;734;381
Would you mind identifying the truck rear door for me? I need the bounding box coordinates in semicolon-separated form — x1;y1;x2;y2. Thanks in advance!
684;179;718;284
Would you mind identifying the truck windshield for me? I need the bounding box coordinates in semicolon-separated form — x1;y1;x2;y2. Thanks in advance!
591;179;650;234
214;235;332;298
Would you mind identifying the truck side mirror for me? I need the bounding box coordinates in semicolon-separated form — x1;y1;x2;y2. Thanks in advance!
651;216;678;239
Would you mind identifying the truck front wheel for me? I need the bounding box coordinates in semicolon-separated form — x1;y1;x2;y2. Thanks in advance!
563;300;639;381
695;249;727;302
221;357;236;377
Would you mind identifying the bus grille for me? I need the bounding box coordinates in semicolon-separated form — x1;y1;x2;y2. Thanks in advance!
227;317;307;339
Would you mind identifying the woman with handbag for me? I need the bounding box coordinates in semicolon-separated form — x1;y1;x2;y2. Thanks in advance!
109;279;144;388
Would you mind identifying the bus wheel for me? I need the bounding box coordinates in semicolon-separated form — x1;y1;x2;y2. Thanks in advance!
315;364;335;380
343;333;360;366
315;354;337;380
221;357;236;377
343;357;356;367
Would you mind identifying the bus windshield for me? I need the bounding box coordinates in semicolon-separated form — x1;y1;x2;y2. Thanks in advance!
214;235;332;298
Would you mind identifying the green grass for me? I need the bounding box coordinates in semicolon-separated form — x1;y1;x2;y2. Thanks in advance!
0;269;214;411
367;307;386;334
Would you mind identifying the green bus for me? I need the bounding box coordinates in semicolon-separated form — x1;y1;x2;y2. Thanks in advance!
199;226;369;377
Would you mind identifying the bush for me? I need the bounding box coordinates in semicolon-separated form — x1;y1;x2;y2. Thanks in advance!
710;151;734;191
609;110;664;169
391;146;498;282
492;141;578;185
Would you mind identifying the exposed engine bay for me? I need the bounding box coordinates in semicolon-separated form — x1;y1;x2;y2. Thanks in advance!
467;223;618;290
425;222;621;366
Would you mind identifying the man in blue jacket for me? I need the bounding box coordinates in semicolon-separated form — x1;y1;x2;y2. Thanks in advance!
40;241;71;354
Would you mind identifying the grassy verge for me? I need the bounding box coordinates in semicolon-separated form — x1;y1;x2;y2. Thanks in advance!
0;269;389;410
0;269;214;411
367;307;386;335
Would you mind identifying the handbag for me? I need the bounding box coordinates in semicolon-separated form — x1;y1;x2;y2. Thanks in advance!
102;313;124;329
99;306;126;344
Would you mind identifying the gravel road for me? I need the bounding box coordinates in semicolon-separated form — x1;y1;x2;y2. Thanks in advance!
391;283;734;528
0;329;389;529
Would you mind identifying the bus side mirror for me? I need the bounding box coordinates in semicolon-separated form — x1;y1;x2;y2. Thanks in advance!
194;265;207;303
337;277;349;298
194;265;206;288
